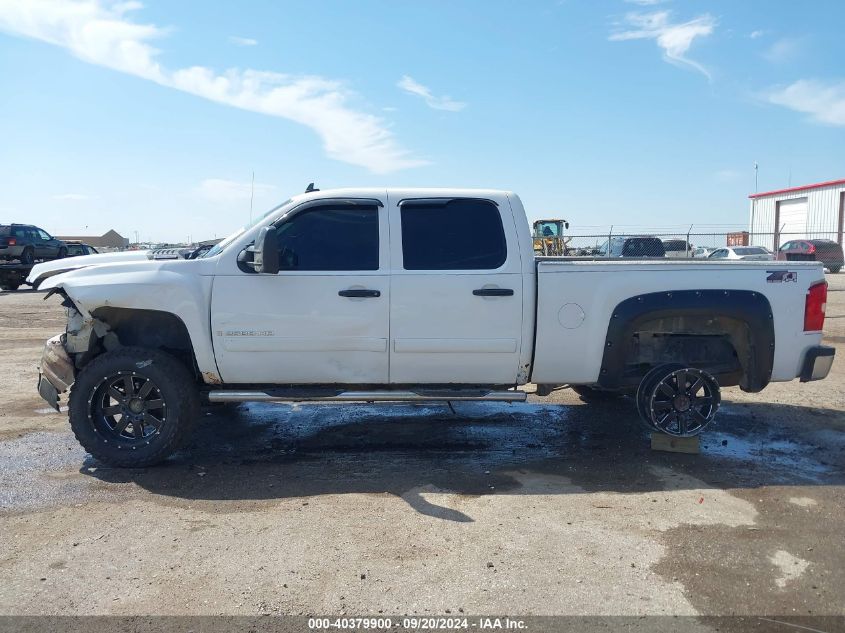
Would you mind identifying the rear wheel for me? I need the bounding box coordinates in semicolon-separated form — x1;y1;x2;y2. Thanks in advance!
20;247;34;265
0;283;20;291
637;365;720;437
829;266;841;274
69;347;199;467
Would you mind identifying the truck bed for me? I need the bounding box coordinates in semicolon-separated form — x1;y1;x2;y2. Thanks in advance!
531;258;825;385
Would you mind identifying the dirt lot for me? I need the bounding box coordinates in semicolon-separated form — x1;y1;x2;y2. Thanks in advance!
0;277;843;620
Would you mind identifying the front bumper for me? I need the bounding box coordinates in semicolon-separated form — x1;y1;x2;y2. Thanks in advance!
37;334;75;411
799;345;835;382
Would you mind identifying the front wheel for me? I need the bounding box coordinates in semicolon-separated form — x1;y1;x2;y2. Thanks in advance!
57;247;67;259
69;347;200;467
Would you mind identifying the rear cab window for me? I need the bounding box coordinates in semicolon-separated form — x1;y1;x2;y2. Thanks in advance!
400;199;506;270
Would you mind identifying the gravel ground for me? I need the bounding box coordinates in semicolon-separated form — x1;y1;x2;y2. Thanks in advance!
0;276;843;621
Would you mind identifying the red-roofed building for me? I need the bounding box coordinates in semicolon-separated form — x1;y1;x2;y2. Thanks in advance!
749;179;845;251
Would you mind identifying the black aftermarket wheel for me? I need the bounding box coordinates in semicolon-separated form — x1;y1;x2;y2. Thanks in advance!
637;366;720;437
69;347;199;467
636;364;684;431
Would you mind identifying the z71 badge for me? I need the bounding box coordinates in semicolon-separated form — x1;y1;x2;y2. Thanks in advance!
766;270;798;283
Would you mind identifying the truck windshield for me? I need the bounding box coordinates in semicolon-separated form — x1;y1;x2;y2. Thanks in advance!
200;198;293;258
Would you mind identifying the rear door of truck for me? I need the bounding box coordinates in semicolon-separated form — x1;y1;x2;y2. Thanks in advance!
386;192;525;384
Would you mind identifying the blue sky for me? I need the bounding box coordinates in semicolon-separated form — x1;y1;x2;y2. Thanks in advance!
1;0;844;242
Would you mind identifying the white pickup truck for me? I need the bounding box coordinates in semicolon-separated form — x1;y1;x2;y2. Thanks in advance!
33;188;834;467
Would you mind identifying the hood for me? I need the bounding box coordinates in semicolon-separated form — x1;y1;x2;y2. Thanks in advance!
27;250;150;288
37;256;215;292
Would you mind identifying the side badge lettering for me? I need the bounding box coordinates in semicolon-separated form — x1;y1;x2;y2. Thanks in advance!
766;270;797;283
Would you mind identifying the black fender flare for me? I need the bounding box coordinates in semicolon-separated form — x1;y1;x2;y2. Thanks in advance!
597;289;775;392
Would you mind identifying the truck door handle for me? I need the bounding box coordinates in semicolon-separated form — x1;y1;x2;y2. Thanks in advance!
473;288;514;297
338;289;381;298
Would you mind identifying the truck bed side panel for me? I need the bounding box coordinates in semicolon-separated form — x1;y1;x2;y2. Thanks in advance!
531;260;825;385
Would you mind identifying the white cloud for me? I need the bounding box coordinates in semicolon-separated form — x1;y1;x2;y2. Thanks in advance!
228;35;257;46
625;0;668;5
0;1;425;174
397;75;467;112
768;79;845;126
609;11;716;80
196;178;277;202
52;193;95;201
749;30;765;39
762;37;802;63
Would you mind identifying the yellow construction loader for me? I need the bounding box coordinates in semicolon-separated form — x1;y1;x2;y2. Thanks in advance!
532;219;570;256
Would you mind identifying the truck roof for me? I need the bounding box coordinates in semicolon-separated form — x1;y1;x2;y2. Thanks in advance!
289;187;513;204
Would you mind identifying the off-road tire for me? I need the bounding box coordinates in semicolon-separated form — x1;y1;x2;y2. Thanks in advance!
69;347;200;467
20;247;35;265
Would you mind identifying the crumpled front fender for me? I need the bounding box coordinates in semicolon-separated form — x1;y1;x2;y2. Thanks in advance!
38;334;76;411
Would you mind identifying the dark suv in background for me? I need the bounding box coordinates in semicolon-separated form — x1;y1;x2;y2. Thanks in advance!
778;239;843;273
0;224;67;264
598;236;666;258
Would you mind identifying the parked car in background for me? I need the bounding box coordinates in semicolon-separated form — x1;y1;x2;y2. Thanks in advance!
692;246;715;258
662;239;693;258
0;224;67;264
708;246;774;261
598;236;665;258
778;239;843;274
64;242;99;257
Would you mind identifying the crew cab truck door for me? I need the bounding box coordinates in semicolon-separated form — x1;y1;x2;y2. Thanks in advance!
210;198;390;384
387;194;525;384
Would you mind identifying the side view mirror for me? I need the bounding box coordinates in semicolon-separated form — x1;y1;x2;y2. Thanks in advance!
253;226;280;274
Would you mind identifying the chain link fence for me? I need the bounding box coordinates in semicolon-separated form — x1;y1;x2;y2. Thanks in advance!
533;230;843;262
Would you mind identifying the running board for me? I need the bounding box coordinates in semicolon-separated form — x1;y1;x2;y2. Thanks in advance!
207;389;527;404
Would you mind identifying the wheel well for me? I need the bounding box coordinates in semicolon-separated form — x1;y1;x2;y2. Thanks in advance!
598;289;775;392
626;315;746;388
89;307;199;377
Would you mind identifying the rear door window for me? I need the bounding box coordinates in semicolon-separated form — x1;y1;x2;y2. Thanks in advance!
274;205;379;271
400;199;506;270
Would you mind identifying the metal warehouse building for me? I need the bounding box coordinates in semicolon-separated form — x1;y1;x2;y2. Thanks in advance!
749;178;845;251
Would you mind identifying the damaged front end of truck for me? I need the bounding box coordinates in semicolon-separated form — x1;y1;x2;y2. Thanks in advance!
37;288;120;410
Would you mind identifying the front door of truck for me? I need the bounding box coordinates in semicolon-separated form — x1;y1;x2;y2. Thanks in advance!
210;198;390;384
387;195;525;384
